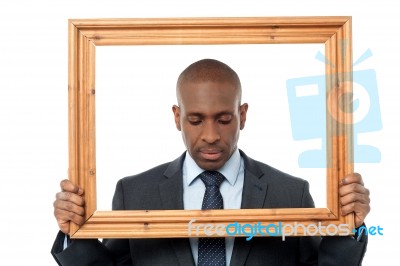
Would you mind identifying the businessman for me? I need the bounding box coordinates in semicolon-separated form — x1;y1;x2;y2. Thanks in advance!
52;59;370;265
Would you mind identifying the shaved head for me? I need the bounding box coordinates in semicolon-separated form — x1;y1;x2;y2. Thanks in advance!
176;59;242;105
172;58;248;170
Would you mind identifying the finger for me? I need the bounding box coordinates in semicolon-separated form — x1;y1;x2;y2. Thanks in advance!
54;208;85;225
57;221;70;235
341;202;370;227
55;191;85;207
60;179;84;195
341;201;370;217
54;209;86;233
340;191;370;206
54;198;85;216
341;172;363;186
339;183;369;197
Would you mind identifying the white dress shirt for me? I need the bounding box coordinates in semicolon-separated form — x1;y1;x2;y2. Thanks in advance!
182;149;245;266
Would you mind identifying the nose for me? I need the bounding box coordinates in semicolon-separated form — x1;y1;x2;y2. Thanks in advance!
201;121;220;144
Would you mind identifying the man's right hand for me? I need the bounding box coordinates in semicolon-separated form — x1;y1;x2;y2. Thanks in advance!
53;179;85;234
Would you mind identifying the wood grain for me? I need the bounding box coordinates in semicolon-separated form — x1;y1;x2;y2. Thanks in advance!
68;17;354;238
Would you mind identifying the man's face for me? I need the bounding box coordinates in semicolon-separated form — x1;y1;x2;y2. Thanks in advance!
173;81;248;170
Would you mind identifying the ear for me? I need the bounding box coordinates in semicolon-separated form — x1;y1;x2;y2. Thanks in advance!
172;105;182;131
239;103;248;130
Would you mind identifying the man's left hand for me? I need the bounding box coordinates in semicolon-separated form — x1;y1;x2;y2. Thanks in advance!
339;173;370;227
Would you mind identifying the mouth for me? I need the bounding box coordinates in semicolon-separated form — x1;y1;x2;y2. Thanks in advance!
199;149;223;161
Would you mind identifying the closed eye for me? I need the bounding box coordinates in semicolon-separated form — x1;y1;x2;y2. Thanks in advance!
189;120;202;125
218;114;233;124
218;119;231;124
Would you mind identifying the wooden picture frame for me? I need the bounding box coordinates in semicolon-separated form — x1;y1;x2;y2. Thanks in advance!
68;16;354;238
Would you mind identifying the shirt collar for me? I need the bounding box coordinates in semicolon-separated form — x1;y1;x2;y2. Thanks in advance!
184;149;241;187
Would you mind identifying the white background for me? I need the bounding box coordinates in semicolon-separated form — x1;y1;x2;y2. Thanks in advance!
95;43;327;210
0;1;397;265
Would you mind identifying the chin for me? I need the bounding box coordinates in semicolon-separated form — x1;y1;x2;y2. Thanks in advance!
199;161;225;171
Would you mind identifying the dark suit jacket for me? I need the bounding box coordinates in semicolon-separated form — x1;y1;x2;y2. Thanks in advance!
52;151;367;265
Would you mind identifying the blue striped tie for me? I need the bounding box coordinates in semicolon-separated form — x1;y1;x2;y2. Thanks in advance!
198;171;226;266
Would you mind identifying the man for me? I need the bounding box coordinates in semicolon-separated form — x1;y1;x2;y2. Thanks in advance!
52;59;370;265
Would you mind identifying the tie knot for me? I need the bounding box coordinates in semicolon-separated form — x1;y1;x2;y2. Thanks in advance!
200;171;225;188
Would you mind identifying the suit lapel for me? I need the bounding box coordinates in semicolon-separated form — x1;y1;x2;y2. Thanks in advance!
158;151;271;266
159;154;185;210
159;153;195;266
230;151;268;266
240;155;268;210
